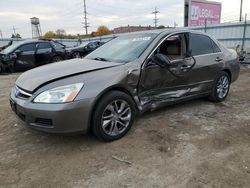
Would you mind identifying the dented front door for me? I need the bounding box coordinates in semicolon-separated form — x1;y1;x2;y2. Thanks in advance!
138;32;194;109
138;60;190;108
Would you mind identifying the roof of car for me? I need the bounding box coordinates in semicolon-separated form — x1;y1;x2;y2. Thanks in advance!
112;27;205;38
16;39;53;45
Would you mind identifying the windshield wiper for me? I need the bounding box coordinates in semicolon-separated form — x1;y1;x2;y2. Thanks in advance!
92;57;110;62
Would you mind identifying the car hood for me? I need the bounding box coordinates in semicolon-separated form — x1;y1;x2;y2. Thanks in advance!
16;58;123;92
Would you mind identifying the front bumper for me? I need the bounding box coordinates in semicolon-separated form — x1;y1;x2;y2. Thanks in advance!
10;89;94;134
0;58;15;71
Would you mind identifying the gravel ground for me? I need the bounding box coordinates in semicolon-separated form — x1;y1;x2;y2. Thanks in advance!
0;67;250;188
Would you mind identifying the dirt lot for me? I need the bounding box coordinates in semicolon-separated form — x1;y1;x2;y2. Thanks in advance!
1;67;250;188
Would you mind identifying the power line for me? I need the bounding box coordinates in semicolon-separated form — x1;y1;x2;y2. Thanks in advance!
152;7;159;27
83;0;89;35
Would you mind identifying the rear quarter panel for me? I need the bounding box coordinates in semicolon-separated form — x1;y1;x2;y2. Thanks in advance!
221;45;240;83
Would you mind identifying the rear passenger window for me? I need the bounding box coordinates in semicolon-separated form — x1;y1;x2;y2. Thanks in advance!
211;40;221;53
190;33;214;56
38;42;51;49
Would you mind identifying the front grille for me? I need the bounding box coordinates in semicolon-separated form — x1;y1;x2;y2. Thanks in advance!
14;86;32;100
35;118;53;127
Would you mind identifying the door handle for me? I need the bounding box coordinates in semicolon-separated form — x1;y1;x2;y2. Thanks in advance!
215;57;223;62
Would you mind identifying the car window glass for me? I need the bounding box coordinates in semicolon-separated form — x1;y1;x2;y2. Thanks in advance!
50;41;65;49
18;43;36;52
190;33;214;56
79;41;89;47
157;34;186;60
211;40;221;53
88;43;96;48
38;42;51;49
85;33;157;63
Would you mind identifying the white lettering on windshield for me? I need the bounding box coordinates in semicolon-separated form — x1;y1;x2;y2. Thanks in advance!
131;37;151;42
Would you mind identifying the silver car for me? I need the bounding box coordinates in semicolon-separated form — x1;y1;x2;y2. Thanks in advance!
10;29;240;141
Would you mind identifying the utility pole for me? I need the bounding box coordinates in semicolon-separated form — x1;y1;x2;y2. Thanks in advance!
83;0;89;35
240;0;243;22
0;30;2;39
152;7;159;28
241;14;247;52
204;19;207;33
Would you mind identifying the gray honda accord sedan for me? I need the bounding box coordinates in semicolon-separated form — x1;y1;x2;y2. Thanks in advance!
10;29;240;141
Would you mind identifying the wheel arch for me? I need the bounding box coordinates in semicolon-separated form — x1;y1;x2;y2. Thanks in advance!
87;86;139;132
222;69;232;82
51;55;63;63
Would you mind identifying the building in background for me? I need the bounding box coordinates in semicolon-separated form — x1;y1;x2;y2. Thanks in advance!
184;0;222;27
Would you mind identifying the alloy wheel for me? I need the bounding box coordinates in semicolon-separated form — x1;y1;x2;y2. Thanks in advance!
73;52;81;58
53;56;62;62
216;75;229;99
101;100;132;136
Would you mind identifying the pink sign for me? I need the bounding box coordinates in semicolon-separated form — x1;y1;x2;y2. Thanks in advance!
190;0;221;26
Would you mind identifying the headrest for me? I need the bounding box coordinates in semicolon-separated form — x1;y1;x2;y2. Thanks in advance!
167;44;180;55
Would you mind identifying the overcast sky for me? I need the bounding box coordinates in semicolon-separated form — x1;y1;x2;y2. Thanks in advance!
0;0;249;38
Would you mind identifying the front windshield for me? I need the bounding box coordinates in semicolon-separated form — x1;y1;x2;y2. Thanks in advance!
1;41;22;54
79;41;90;47
85;33;157;63
51;41;65;49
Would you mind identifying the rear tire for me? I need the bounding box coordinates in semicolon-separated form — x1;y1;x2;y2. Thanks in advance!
209;71;230;102
92;91;136;142
52;56;63;63
72;52;81;58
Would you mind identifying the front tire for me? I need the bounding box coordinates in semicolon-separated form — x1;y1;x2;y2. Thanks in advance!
209;71;230;102
92;91;136;141
0;62;5;73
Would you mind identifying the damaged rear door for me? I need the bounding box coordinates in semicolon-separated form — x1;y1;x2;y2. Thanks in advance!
185;32;224;94
138;32;195;110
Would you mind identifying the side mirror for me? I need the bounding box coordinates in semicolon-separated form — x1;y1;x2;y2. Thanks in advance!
15;50;22;56
151;53;171;68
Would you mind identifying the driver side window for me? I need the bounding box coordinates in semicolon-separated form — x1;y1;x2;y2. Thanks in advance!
156;33;186;61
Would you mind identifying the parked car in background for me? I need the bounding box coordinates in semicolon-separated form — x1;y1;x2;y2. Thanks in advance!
10;29;240;141
0;39;66;73
66;41;105;59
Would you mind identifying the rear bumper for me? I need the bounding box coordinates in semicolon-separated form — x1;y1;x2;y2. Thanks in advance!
10;89;94;134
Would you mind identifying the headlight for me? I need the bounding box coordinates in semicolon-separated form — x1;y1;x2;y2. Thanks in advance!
33;83;84;103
